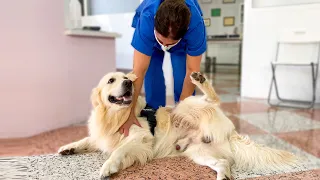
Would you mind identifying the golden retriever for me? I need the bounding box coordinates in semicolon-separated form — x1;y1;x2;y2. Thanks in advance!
58;71;298;180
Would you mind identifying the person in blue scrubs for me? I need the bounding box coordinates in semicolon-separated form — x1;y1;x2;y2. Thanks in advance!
119;0;207;136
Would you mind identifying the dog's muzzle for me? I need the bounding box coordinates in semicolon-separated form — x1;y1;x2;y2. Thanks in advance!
108;80;133;105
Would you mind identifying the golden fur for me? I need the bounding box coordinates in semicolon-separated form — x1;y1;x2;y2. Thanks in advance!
58;72;298;180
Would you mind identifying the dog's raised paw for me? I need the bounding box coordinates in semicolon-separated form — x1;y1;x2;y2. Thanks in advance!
190;72;206;84
58;147;75;156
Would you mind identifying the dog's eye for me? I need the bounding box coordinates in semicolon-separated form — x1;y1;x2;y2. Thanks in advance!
123;77;128;80
108;78;115;84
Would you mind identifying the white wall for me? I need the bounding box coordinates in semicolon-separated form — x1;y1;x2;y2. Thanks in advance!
81;1;140;70
88;0;140;15
199;0;244;35
253;0;320;8
241;0;320;102
82;14;135;69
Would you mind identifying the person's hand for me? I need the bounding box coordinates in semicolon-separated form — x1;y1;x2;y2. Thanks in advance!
119;111;142;137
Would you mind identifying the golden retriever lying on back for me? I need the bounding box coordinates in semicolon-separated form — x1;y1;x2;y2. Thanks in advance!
58;71;298;180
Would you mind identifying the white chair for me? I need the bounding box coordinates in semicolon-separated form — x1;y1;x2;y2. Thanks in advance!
268;31;320;109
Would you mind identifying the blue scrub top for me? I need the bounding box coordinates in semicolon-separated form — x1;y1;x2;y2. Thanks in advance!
131;0;207;57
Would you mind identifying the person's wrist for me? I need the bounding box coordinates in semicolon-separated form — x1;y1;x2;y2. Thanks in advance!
130;105;136;115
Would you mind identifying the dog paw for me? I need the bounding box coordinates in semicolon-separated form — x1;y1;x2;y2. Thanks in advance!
58;145;76;155
217;174;231;180
201;131;214;144
100;176;110;180
218;160;231;180
190;72;206;84
201;136;212;144
221;175;231;180
100;159;120;178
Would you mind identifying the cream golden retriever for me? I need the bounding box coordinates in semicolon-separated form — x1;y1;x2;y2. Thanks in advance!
58;71;298;180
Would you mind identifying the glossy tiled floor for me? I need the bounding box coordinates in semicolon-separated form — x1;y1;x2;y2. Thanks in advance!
1;71;320;179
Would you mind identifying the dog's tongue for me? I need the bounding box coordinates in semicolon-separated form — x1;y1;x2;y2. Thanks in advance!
115;96;131;102
123;96;132;101
116;97;124;101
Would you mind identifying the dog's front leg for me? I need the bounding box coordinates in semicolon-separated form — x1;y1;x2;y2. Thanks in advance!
99;145;126;179
58;137;96;155
99;138;153;179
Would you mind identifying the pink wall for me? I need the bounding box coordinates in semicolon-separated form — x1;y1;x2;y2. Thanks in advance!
0;1;116;138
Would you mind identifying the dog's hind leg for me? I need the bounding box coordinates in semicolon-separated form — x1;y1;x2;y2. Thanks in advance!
58;137;96;155
185;145;232;180
190;72;220;104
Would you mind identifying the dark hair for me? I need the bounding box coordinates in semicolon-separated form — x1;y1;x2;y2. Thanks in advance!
155;0;191;40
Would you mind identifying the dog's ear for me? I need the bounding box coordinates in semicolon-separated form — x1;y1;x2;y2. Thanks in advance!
91;87;103;108
126;71;137;82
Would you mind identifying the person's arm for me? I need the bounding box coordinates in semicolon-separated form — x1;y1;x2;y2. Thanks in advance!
131;49;151;114
179;18;207;100
119;13;154;136
119;50;151;137
179;54;202;101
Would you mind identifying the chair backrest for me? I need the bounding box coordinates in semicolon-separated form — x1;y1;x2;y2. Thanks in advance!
276;30;320;64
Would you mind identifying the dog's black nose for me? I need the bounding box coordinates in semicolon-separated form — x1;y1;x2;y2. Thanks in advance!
123;79;132;88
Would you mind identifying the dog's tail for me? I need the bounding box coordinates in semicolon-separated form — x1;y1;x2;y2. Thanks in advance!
230;131;299;172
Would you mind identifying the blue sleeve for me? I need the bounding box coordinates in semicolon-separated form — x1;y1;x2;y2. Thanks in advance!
131;14;154;56
185;21;207;56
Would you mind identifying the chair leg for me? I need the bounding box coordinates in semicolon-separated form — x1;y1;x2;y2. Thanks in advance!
268;63;317;109
268;63;286;107
310;62;318;108
268;64;275;106
272;64;282;100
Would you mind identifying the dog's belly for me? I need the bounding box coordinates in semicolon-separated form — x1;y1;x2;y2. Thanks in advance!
135;116;179;158
151;130;180;158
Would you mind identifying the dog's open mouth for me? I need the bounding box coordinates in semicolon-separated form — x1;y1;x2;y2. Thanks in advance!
108;91;132;105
